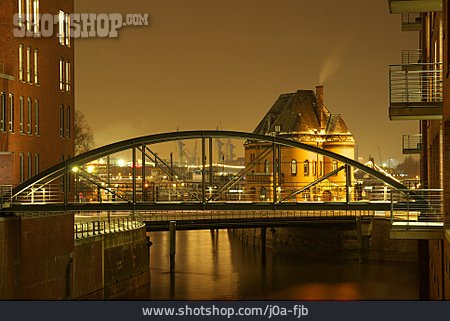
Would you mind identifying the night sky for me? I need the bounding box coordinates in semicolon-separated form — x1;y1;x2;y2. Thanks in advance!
75;0;417;165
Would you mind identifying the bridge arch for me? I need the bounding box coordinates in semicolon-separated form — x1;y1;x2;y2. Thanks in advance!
10;130;409;207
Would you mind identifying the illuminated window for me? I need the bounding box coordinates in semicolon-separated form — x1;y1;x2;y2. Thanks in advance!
26;46;31;83
59;58;64;90
9;94;14;132
332;160;338;171
18;44;24;81
59;10;65;45
18;0;23;28
65;60;71;92
65;13;71;47
304;160;309;176
264;159;269;173
27;97;32;134
33;0;39;33
260;187;267;200
34;99;39;134
34;49;39;85
0;93;5;132
291;159;297;176
19;96;24;133
26;0;31;31
59;104;64;137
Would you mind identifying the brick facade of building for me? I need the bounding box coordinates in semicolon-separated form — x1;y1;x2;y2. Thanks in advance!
0;0;74;187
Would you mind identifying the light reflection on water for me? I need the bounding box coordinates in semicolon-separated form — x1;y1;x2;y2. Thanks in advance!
148;230;418;300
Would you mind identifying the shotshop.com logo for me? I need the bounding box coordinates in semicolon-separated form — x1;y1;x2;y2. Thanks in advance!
13;13;149;38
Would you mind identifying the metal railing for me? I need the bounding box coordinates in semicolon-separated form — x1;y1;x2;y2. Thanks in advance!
0;63;5;74
401;49;422;65
389;62;443;105
402;134;422;153
401;13;422;32
390;189;443;225
74;217;145;239
0;185;12;208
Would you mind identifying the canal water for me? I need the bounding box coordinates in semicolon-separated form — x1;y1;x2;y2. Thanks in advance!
147;230;418;300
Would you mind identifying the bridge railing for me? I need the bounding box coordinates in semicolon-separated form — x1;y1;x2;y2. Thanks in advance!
390;189;444;229
74;217;145;239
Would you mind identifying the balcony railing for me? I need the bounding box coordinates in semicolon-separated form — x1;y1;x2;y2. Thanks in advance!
389;62;443;120
389;0;443;14
401;13;422;31
401;49;422;65
402;134;422;154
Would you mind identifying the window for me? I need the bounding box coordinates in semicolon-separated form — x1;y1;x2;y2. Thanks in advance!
65;60;71;92
250;153;255;162
312;161;317;176
26;46;31;83
33;0;39;33
59;11;65;45
19;96;24;133
9;94;14;132
66;106;70;138
34;49;39;85
19;44;24;81
26;0;31;31
260;187;267;200
35;154;39;175
304;160;309;176
18;0;23;28
34;99;39;134
291;159;297;176
319;161;323;176
332;160;338;171
59;104;64;137
19;153;24;183
264;159;269;173
59;58;64;90
27;97;32;134
27;153;32;179
0;93;5;131
65;13;71;47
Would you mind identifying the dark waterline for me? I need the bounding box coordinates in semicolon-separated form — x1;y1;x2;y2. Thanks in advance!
147;230;418;300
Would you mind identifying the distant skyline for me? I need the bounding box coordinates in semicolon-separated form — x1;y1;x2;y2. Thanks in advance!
75;0;418;165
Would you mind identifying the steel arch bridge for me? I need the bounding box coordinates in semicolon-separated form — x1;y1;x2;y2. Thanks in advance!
2;130;425;214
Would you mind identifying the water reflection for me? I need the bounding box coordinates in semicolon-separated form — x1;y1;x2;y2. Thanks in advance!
148;230;418;300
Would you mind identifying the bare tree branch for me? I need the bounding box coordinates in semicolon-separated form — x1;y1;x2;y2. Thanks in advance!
74;110;95;156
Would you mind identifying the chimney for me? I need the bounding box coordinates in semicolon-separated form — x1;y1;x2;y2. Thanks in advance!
315;85;324;130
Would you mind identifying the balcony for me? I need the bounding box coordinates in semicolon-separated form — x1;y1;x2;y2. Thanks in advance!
402;134;422;154
389;62;442;120
389;0;442;14
402;13;422;31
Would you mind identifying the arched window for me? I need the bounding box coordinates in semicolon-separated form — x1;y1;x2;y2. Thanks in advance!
264;159;270;173
312;161;317;176
260;187;267;200
332;160;338;171
304;160;309;176
291;159;297;176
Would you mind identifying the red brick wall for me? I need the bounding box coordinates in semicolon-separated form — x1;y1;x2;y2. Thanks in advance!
0;0;74;187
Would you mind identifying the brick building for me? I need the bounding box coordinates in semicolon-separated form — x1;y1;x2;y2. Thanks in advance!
388;0;450;300
244;86;355;202
0;0;74;187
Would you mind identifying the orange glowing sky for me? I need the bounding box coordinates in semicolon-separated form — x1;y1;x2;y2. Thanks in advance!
75;0;418;164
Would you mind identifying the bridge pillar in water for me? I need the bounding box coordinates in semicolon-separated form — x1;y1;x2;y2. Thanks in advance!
170;221;176;273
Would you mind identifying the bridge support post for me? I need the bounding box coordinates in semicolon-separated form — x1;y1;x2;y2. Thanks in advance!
202;137;206;204
132;146;137;204
170;221;176;273
209;137;213;196
345;164;351;203
272;142;277;203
